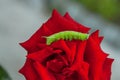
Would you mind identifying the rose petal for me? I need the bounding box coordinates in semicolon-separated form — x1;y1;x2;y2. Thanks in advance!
77;62;89;80
37;43;48;50
19;24;50;53
67;40;87;69
66;41;89;80
91;30;104;44
19;59;39;80
45;9;78;33
91;30;99;37
62;41;89;80
99;36;104;44
64;71;80;80
27;47;53;63
84;31;108;80
64;12;90;33
46;58;65;73
45;9;90;35
74;40;87;64
65;40;77;64
101;58;114;80
54;74;65;80
33;61;56;80
51;40;72;64
64;62;89;80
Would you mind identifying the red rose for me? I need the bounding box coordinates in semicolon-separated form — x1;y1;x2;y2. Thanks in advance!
19;9;114;80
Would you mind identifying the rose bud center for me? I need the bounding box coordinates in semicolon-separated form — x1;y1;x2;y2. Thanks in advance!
46;50;68;73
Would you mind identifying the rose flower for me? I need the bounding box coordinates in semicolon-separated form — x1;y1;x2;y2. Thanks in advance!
19;9;114;80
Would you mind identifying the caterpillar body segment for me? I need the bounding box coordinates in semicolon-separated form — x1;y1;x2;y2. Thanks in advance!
45;31;89;45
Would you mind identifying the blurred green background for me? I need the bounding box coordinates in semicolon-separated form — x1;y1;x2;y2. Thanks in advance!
74;0;120;24
46;0;120;24
0;0;119;80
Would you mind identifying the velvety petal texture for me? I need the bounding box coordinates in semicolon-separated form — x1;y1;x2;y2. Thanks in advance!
19;9;114;80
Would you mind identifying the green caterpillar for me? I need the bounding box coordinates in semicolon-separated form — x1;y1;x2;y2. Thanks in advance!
45;31;89;45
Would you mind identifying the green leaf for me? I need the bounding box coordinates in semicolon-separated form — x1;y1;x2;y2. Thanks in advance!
0;65;11;80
